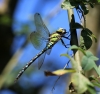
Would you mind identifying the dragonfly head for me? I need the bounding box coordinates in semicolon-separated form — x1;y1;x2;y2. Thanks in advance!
56;28;66;35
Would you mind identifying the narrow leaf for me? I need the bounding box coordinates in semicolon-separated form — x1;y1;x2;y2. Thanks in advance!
94;65;100;76
44;68;76;76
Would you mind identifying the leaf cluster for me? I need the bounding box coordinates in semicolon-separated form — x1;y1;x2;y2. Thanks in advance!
44;0;100;94
61;0;100;15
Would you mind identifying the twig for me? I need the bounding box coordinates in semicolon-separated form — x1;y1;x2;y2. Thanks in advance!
50;60;70;94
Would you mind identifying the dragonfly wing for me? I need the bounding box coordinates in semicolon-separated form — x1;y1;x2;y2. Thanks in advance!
34;13;50;39
46;49;52;55
30;31;47;50
38;52;46;69
38;48;52;69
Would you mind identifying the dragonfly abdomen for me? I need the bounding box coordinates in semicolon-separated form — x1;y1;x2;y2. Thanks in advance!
46;42;54;49
15;48;47;82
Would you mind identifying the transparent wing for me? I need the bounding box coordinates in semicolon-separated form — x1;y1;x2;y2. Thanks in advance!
34;13;50;39
30;13;50;50
38;48;52;69
30;31;47;50
38;52;46;69
31;13;51;68
46;49;52;55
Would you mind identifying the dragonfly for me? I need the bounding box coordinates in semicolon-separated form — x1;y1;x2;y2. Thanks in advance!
15;13;69;82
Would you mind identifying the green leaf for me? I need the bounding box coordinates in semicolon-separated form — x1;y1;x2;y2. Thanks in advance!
82;57;95;71
71;73;95;94
80;36;86;50
68;45;86;55
84;28;97;42
91;34;97;42
81;29;92;47
44;68;76;76
81;28;96;50
97;0;100;3
61;0;74;9
94;65;100;76
81;51;99;72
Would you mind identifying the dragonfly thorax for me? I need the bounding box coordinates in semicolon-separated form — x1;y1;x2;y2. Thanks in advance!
49;28;66;45
47;28;66;49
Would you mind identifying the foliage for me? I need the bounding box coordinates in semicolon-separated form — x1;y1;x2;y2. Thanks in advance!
44;0;100;94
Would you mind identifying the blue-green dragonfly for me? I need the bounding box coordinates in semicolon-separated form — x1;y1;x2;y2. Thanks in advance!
15;13;69;82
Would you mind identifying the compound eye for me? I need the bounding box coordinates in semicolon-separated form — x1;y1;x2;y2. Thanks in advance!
62;29;66;33
56;28;66;34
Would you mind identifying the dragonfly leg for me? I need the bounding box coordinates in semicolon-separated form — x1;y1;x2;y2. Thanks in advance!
61;39;69;48
62;36;70;40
